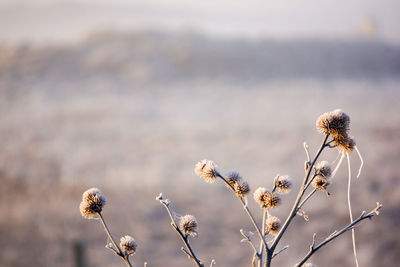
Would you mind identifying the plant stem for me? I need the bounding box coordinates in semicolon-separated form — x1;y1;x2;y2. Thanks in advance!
268;134;329;266
257;209;267;267
98;213;132;267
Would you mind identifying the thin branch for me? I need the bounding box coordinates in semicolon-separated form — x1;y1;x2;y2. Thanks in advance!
303;142;311;162
217;174;269;252
240;229;258;254
297;188;317;210
294;203;382;267
210;259;216;267
272;245;289;259
257;209;267;267
157;194;204;267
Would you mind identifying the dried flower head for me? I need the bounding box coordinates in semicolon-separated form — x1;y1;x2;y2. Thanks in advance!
315;161;332;178
195;159;219;183
253;187;281;209
79;188;106;219
316;109;350;138
334;134;356;152
265;216;281;235
120;235;138;255
226;170;242;187
312;176;330;194
234;180;250;197
179;215;198;237
274;175;292;193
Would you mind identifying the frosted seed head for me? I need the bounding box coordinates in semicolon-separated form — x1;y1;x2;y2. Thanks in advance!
194;159;219;183
79;188;106;219
179;215;198;237
120;235;138;256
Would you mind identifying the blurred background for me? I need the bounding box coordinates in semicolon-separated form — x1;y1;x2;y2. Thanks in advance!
0;1;399;266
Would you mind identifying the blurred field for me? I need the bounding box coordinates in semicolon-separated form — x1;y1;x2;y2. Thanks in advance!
0;31;400;267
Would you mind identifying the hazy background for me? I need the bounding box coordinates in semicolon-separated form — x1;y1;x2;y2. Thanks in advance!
1;1;399;267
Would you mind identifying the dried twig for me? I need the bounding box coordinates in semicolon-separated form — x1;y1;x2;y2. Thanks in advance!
294;203;382;267
98;212;133;267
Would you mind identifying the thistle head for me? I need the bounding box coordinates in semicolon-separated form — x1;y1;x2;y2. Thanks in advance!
195;159;219;183
334;134;356;152
253;187;281;209
316;109;350;137
179;215;198;237
234;180;250;197
265;216;281;235
273;175;292;194
120;235;138;256
312;176;330;195
315;161;332;179
226;170;242;187
79;188;106;219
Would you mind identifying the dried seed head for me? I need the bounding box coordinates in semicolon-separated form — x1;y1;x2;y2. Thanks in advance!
194;159;219;183
274;175;292;194
315;161;332;179
120;235;138;256
253;187;281;209
226;170;242;187
179;215;198;237
265;216;281;235
312;176;330;193
234;180;250;197
334;134;356;152
79;188;106;219
316;109;350;138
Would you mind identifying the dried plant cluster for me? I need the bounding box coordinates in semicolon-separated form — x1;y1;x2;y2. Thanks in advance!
79;110;382;267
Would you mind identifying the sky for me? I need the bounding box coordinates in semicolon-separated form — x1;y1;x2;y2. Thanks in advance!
1;0;400;44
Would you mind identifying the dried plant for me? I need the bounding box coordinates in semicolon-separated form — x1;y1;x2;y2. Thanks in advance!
79;110;381;267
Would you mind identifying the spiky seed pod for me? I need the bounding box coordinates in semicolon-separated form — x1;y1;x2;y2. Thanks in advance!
194;159;219;183
120;235;138;256
265;216;281;235
334;134;356;152
312;176;330;194
274;175;292;193
179;215;198;237
315;161;332;179
234;180;250;197
253;187;281;209
316;109;350;138
79;188;106;219
226;170;242;187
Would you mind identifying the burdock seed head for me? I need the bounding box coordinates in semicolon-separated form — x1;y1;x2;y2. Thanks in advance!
273;175;292;194
316;109;350;138
79;188;106;219
179;215;198;237
120;235;138;256
334;134;356;152
315;161;332;178
226;170;242;187
312;176;330;194
253;187;281;209
194;159;219;183
234;180;250;197
265;216;281;235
